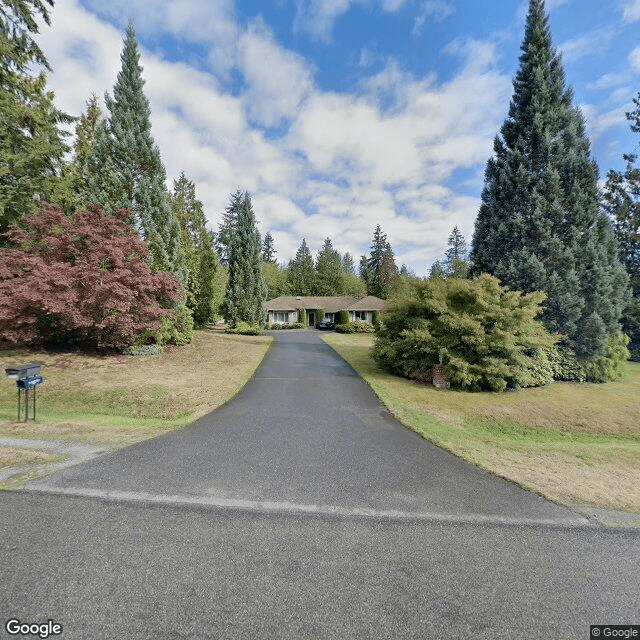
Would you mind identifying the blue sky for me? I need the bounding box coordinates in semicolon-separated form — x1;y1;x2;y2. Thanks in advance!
39;0;640;273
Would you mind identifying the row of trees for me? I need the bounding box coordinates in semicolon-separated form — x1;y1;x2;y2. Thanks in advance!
262;225;403;301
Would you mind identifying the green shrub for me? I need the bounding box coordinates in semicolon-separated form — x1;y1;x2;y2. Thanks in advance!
337;309;350;325
315;308;325;328
289;322;306;329
226;322;262;335
352;319;375;333
372;274;558;391
372;310;381;331
298;308;307;326
545;333;629;382
123;344;163;356
270;323;283;330
336;323;356;334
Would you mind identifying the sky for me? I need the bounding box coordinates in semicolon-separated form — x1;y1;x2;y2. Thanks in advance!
36;0;640;274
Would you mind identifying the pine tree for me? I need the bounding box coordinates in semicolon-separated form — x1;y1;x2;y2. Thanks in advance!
365;225;399;299
83;23;186;286
262;231;277;263
51;94;103;215
603;92;640;359
216;188;243;265
444;226;469;278
223;192;267;327
469;0;628;373
171;173;220;326
315;237;344;295
287;238;316;295
0;0;72;235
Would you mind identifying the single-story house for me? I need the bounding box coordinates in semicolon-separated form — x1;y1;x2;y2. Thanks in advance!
265;295;388;326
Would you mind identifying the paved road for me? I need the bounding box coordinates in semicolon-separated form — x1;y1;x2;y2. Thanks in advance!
27;330;585;525
2;329;637;639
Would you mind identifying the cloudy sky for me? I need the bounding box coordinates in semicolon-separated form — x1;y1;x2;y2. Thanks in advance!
37;0;640;274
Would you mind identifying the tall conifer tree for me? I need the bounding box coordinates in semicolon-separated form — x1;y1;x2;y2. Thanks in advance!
84;23;186;286
315;237;344;295
287;238;316;295
171;173;221;326
223;192;267;327
470;0;628;371
0;0;71;235
603;92;640;359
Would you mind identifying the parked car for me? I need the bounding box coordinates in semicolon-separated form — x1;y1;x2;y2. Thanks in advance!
317;319;335;330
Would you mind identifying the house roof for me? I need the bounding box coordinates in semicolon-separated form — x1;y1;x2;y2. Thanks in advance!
265;295;388;313
346;295;388;311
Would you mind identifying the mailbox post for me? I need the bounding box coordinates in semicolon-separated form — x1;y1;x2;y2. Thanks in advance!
5;364;44;421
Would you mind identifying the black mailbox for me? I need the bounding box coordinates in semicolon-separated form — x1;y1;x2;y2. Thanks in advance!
5;363;44;421
5;363;41;380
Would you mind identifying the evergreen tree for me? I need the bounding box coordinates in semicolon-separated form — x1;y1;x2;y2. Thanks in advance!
51;94;103;214
603;92;640;359
444;226;469;278
0;0;72;235
365;225;399;299
262;231;277;263
314;237;344;295
223;192;267;327
287;238;316;295
216;188;242;265
171;173;220;326
83;23;186;286
469;0;628;373
342;252;355;274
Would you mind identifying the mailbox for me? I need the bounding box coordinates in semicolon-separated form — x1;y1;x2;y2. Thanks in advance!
5;363;44;421
5;363;41;380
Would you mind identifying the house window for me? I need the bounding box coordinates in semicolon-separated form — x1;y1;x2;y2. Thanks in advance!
354;311;367;320
273;311;288;323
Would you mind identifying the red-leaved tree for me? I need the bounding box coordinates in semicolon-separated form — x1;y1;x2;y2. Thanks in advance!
0;204;181;349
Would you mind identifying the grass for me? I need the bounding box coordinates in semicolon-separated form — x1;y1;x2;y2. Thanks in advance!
0;327;272;483
323;333;640;514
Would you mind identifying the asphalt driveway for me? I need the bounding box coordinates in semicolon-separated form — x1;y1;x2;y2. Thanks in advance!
27;330;587;525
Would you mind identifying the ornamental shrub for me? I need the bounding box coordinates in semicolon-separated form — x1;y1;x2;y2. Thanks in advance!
352;319;375;333
336;323;356;334
337;309;350;325
0;204;181;350
225;322;262;335
315;308;325;328
372;274;558;391
298;308;307;326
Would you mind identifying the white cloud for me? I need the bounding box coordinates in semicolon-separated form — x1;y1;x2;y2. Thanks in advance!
237;18;313;127
559;27;616;63
621;0;640;22
586;72;629;91
292;0;407;42
40;0;514;273
70;0;238;75
629;46;640;72
413;0;456;36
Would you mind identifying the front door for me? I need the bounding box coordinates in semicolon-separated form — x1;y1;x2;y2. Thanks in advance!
308;312;315;327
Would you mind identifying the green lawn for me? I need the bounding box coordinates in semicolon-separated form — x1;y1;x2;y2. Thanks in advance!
324;333;640;514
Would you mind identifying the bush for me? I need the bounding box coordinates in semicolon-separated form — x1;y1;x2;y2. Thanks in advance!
337;309;350;325
372;274;558;391
123;344;163;356
270;323;283;330
351;319;375;333
372;310;381;331
298;308;307;326
0;204;181;350
289;322;306;329
336;323;356;334
226;322;262;335
315;308;325;328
